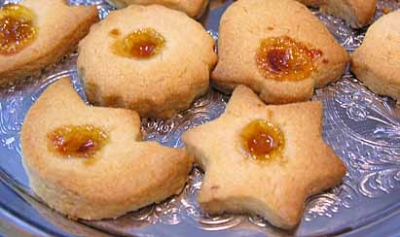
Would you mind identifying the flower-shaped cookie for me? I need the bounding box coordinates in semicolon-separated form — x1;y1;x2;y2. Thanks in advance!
297;0;376;28
0;0;98;85
182;85;346;229
352;10;400;101
106;0;209;18
21;77;193;220
78;4;217;118
212;0;349;104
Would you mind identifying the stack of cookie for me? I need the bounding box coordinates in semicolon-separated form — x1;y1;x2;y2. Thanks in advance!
0;0;395;231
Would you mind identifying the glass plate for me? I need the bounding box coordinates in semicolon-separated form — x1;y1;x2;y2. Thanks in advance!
1;0;400;236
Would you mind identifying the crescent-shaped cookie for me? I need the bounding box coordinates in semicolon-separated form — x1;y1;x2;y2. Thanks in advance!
351;10;400;101
21;77;193;220
77;4;217;118
297;0;376;28
182;85;346;229
0;0;98;85
212;0;349;104
106;0;209;18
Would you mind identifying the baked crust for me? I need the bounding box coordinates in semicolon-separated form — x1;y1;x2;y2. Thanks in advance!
77;4;217;118
105;0;209;18
322;0;376;28
298;0;376;28
0;0;98;85
182;85;346;229
351;10;400;101
21;77;193;220
211;0;349;104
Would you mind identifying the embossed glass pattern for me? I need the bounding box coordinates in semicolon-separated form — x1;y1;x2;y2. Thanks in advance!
0;0;399;236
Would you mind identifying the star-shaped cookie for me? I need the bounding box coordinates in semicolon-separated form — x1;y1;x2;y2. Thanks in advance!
182;85;346;229
21;77;193;220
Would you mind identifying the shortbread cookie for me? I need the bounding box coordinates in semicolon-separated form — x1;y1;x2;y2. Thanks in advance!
106;0;208;18
21;77;193;220
212;0;349;104
351;10;400;101
78;4;217;119
182;85;346;229
297;0;376;28
0;0;98;85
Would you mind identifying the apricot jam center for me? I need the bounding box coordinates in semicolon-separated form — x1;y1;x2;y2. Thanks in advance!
48;125;109;158
113;28;165;59
241;120;285;161
0;4;37;55
256;36;322;81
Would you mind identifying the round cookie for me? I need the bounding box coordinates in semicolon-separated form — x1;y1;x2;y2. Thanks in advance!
106;0;209;18
211;0;349;104
21;77;193;220
77;4;217;118
0;0;98;85
351;10;400;101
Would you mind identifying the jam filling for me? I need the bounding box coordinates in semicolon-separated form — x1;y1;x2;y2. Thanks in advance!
112;28;165;59
256;36;322;81
0;4;37;55
241;120;285;161
48;125;109;159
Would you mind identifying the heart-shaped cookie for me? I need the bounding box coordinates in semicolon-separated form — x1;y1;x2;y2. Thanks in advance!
212;0;349;104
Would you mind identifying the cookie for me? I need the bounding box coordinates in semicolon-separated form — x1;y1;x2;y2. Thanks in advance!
182;85;346;229
0;0;98;85
212;0;349;104
21;77;193;220
106;0;209;18
77;4;217;119
351;10;400;101
297;0;377;28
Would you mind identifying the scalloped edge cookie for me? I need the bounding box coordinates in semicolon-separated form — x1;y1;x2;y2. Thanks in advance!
77;4;217;118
